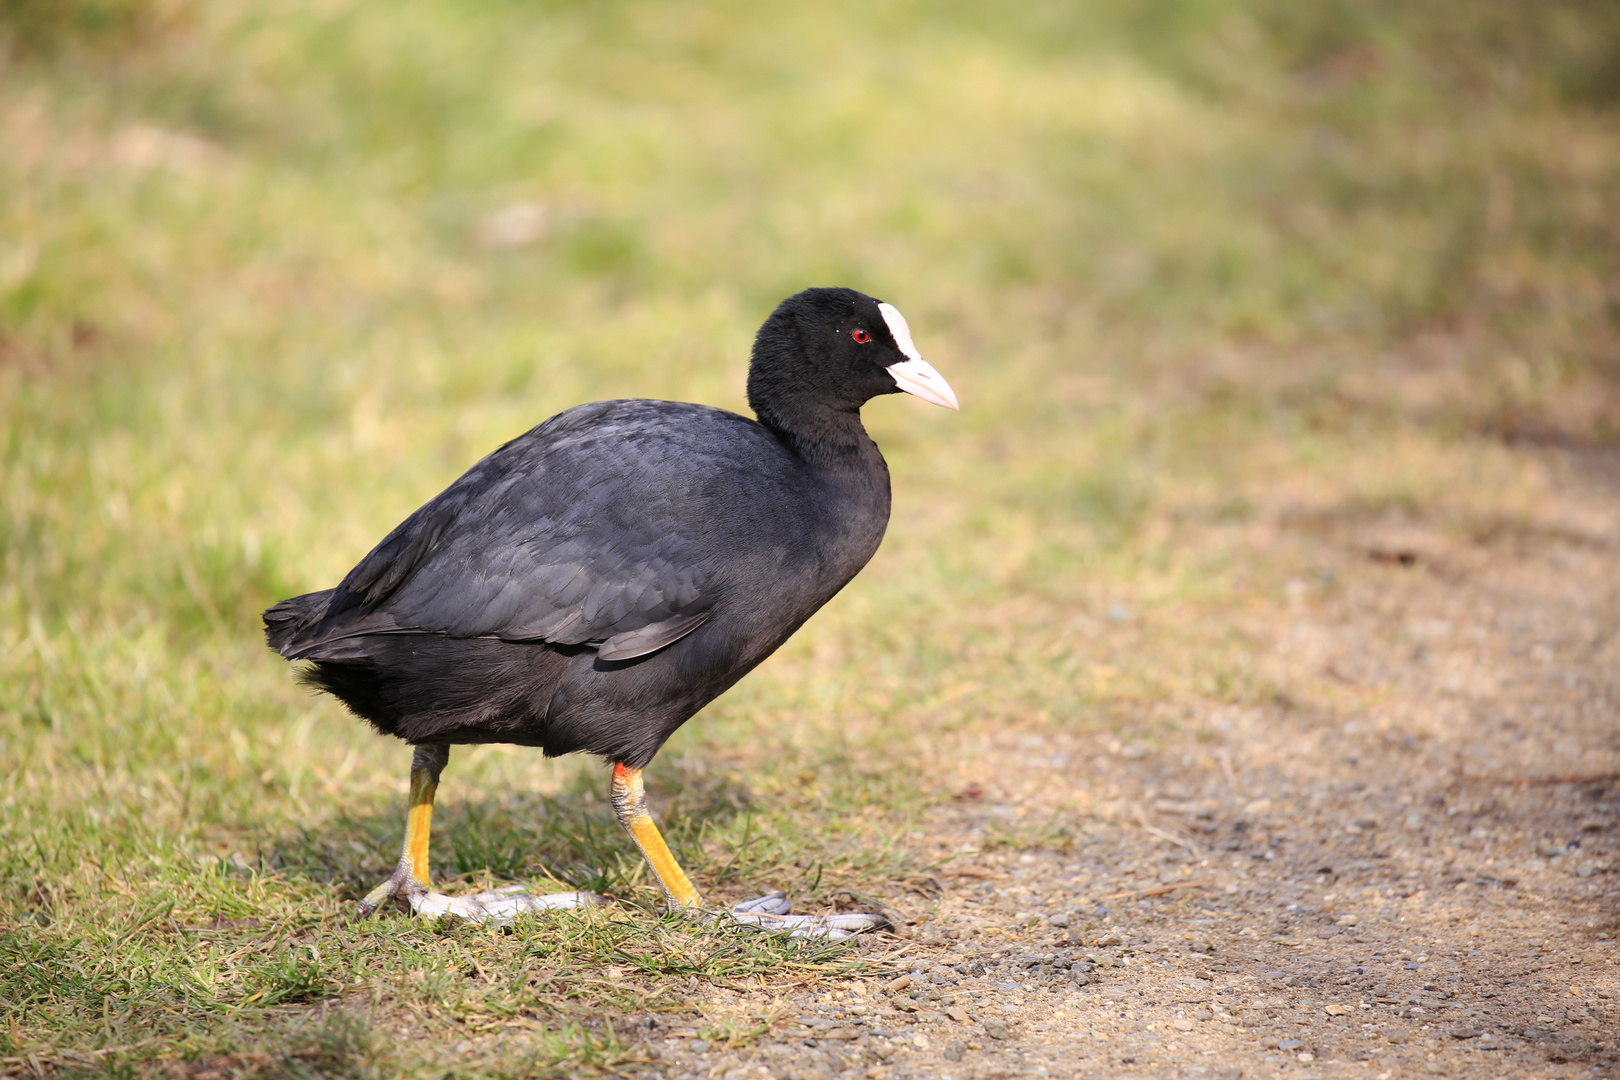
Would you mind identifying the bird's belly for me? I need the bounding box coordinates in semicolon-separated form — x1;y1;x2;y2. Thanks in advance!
538;534;879;768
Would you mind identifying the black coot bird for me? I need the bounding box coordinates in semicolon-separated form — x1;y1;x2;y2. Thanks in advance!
264;287;957;935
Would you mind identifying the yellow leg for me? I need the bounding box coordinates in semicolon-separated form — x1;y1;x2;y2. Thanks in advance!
358;744;448;916
611;763;703;910
404;758;437;884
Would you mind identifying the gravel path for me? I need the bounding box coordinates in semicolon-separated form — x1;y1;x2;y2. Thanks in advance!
631;445;1619;1080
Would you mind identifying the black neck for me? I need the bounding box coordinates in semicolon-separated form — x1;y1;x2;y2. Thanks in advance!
750;393;880;471
745;299;892;473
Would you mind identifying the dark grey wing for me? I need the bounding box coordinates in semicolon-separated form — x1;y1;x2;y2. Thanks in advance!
276;401;723;662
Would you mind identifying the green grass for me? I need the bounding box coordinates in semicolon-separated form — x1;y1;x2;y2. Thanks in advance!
2;0;1617;1074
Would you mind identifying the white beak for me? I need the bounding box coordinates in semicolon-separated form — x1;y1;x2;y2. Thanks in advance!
878;301;959;410
887;356;960;410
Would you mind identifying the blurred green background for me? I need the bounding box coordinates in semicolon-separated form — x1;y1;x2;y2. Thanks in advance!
1;0;1616;1072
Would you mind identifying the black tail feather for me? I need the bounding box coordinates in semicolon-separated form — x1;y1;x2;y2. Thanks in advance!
263;590;337;656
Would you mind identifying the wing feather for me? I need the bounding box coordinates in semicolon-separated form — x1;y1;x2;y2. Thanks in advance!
274;401;739;661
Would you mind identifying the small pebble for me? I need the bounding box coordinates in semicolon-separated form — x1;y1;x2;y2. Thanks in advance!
689;1040;710;1054
985;1022;1009;1040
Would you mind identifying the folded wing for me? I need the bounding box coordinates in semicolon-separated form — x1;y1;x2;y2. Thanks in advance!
267;401;719;663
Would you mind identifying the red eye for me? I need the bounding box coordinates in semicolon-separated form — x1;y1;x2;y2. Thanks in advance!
851;329;871;343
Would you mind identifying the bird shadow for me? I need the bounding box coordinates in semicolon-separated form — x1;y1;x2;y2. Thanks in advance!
250;764;760;903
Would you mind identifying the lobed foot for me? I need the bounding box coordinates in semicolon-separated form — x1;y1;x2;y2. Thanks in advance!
412;884;605;924
721;890;890;940
358;867;603;924
360;874;881;937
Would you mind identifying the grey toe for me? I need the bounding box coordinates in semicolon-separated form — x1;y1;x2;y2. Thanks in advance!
411;888;605;924
723;902;890;939
731;890;792;916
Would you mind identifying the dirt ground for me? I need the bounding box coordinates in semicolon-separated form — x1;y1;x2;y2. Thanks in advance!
585;442;1620;1080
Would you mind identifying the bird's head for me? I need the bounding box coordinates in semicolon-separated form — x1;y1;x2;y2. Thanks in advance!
747;288;959;426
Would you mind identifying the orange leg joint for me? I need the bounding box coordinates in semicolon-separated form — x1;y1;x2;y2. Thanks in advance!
611;763;703;911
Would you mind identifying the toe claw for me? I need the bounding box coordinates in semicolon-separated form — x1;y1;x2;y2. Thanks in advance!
356;871;408;918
